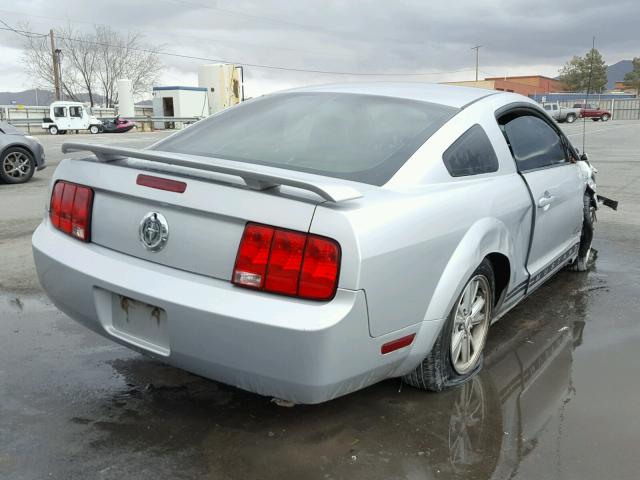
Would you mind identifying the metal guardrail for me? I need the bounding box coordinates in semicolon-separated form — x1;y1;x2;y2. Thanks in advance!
5;116;201;127
122;116;201;122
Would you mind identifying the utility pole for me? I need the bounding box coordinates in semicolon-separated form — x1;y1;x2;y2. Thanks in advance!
471;45;482;82
49;29;61;101
56;49;63;101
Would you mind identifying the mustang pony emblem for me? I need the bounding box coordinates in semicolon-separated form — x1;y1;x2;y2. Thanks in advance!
138;212;169;252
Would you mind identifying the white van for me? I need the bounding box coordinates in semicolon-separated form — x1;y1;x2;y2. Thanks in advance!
41;101;103;135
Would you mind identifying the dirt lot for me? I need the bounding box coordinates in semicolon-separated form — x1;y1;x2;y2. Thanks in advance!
1;122;640;479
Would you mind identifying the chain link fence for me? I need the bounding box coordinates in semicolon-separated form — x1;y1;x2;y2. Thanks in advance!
557;98;640;120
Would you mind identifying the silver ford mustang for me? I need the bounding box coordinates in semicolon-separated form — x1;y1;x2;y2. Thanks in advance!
32;83;597;404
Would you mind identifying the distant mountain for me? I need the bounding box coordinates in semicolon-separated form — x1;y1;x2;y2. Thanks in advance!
606;60;633;90
0;89;106;106
0;89;53;106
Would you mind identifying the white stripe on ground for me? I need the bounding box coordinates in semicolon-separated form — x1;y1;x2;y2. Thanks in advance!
565;123;640;137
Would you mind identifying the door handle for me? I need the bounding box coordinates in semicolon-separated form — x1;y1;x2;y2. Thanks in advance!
537;192;554;210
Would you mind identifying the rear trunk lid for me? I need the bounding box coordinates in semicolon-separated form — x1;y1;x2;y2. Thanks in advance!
52;157;328;282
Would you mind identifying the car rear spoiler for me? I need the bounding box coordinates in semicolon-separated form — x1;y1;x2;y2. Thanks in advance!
61;142;363;203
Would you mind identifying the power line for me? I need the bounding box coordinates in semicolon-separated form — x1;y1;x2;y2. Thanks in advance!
0;24;478;77
0;17;46;38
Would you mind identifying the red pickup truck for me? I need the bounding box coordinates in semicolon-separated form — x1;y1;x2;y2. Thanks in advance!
573;103;612;122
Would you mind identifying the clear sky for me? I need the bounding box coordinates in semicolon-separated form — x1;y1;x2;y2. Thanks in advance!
0;0;637;98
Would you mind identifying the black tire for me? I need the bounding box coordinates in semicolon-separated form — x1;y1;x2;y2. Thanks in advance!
568;193;595;272
49;125;58;135
601;114;610;122
403;259;494;392
60;130;68;134
566;114;576;123
0;146;35;184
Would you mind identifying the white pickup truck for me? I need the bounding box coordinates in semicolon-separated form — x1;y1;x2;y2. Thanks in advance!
541;102;581;123
42;101;103;135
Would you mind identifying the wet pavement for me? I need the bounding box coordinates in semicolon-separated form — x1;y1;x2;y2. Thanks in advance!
1;123;640;479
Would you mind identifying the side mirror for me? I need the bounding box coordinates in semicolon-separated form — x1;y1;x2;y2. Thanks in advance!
580;153;589;161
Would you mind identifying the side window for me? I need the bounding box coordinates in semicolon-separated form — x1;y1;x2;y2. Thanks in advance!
443;124;499;177
543;104;551;111
69;106;82;118
53;107;67;118
501;115;566;171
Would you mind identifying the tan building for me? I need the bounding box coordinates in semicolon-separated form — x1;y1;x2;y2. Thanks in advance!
612;81;637;94
443;75;565;96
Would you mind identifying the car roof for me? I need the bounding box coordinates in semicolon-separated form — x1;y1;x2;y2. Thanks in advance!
280;82;499;109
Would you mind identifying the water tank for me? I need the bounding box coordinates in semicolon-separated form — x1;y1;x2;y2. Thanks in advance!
117;79;135;117
198;64;242;115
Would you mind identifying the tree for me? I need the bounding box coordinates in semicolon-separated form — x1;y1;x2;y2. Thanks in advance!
559;48;607;93
94;26;162;107
623;57;640;96
58;26;99;106
22;24;162;107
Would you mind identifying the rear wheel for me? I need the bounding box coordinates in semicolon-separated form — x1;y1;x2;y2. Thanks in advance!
0;147;35;184
566;114;576;123
403;260;494;391
601;114;610;121
89;125;100;134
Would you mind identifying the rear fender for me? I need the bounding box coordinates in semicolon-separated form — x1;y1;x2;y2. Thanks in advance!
423;218;512;323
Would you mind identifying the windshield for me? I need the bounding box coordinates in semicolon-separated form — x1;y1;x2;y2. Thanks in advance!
153;92;457;185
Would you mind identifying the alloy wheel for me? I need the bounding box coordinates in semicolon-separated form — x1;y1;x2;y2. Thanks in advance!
450;275;491;375
2;151;32;179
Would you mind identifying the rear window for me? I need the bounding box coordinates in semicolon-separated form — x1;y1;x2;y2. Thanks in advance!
153;92;457;185
443;125;499;177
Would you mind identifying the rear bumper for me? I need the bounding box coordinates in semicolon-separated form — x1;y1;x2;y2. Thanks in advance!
32;221;442;403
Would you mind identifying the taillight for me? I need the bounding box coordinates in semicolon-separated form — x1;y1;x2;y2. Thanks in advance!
49;181;94;242
232;223;340;301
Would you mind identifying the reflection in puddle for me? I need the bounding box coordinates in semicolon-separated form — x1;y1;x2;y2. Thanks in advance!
84;273;591;479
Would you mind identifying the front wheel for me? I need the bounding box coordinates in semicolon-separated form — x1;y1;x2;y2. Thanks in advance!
0;147;35;184
601;114;610;122
568;193;596;272
403;260;494;392
89;125;100;134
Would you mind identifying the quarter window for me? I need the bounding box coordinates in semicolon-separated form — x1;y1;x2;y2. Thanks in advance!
443;124;499;177
501;115;566;171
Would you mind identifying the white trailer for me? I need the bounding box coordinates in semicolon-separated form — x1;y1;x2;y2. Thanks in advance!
151;86;208;130
41;101;103;135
